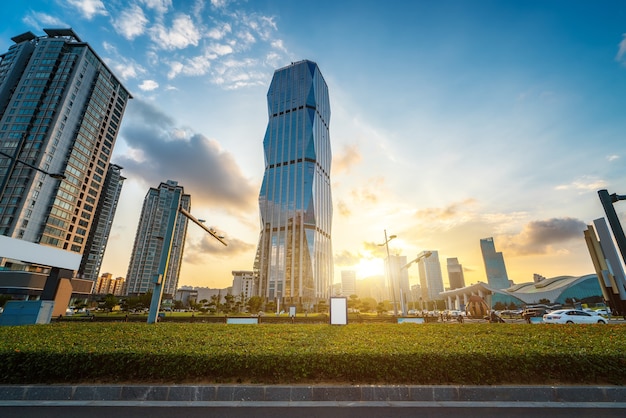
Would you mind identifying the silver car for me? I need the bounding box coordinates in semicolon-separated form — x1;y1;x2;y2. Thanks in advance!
543;309;608;324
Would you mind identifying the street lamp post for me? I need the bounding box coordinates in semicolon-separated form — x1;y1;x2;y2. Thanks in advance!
378;230;398;316
0;149;66;202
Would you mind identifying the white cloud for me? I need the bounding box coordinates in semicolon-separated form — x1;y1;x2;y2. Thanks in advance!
104;57;146;81
607;154;620;162
149;14;202;50
22;12;67;28
207;23;232;40
209;43;234;56
271;39;287;52
139;80;159;91
555;176;606;192
211;0;229;9
113;4;148;40
66;0;108;20
140;0;172;15
616;33;626;64
167;61;184;79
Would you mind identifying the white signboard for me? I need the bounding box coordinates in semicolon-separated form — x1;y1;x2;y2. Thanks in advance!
0;235;81;270
330;297;348;325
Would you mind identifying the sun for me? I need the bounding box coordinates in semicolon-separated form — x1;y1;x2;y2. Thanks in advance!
354;257;385;279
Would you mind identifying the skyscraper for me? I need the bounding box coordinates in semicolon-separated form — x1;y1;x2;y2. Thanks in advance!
125;180;190;297
0;29;130;267
446;257;466;290
341;270;356;297
417;250;444;302
254;60;333;308
78;163;125;281
480;237;510;289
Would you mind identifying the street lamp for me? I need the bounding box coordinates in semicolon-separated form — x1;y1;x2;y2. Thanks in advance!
0;149;66;202
378;230;398;315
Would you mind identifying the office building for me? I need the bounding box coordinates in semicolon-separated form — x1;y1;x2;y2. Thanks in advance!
125;180;190;297
446;257;465;290
78;163;125;282
417;250;444;301
0;29;131;266
341;270;356;297
254;60;333;308
232;270;255;301
480;237;510;289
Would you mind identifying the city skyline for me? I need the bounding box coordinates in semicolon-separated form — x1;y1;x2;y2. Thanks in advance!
3;1;626;291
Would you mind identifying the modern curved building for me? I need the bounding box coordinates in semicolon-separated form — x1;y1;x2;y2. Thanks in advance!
254;60;333;309
440;274;604;310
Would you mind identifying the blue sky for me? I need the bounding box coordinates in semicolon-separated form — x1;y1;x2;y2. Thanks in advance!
3;0;626;290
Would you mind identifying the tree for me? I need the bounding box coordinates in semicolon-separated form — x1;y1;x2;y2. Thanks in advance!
103;294;118;312
348;294;361;311
246;296;263;314
223;294;235;313
361;297;377;313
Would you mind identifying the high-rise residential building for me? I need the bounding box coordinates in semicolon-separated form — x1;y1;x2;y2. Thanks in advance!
417;250;444;301
446;257;465;290
78;163;125;282
232;270;255;301
95;272;124;296
341;270;356;297
0;29;131;266
480;237;510;289
254;60;333;308
125;180;190;297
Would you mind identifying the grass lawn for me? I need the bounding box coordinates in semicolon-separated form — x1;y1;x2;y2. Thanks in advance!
0;322;624;385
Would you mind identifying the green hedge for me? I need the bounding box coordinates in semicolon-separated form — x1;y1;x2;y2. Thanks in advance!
0;323;624;385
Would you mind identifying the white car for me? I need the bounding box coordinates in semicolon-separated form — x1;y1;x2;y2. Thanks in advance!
543;309;607;324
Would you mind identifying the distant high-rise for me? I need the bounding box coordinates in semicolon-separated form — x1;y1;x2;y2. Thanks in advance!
341;270;356;297
480;237;510;289
446;257;465;290
386;254;408;311
78;164;125;282
125;180;190;297
232;270;255;301
254;60;333;307
0;29;131;266
417;250;444;301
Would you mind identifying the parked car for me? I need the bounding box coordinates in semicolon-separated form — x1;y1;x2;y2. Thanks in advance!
543;309;608;324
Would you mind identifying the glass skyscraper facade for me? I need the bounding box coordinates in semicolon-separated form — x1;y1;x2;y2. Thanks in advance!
417;250;445;301
254;60;333;307
446;257;466;290
0;29;130;272
480;237;510;289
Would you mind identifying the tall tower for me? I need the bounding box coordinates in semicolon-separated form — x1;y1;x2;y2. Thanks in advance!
341;270;356;297
254;60;333;307
78;163;125;281
0;29;131;266
446;257;465;290
417;250;444;302
480;237;510;289
125;180;190;297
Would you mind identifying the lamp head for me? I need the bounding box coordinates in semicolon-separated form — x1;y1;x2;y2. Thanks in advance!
389;235;397;240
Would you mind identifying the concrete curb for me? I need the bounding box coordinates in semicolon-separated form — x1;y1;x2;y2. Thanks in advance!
1;384;625;403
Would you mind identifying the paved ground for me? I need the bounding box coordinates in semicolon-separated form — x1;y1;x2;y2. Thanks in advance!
1;384;625;417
